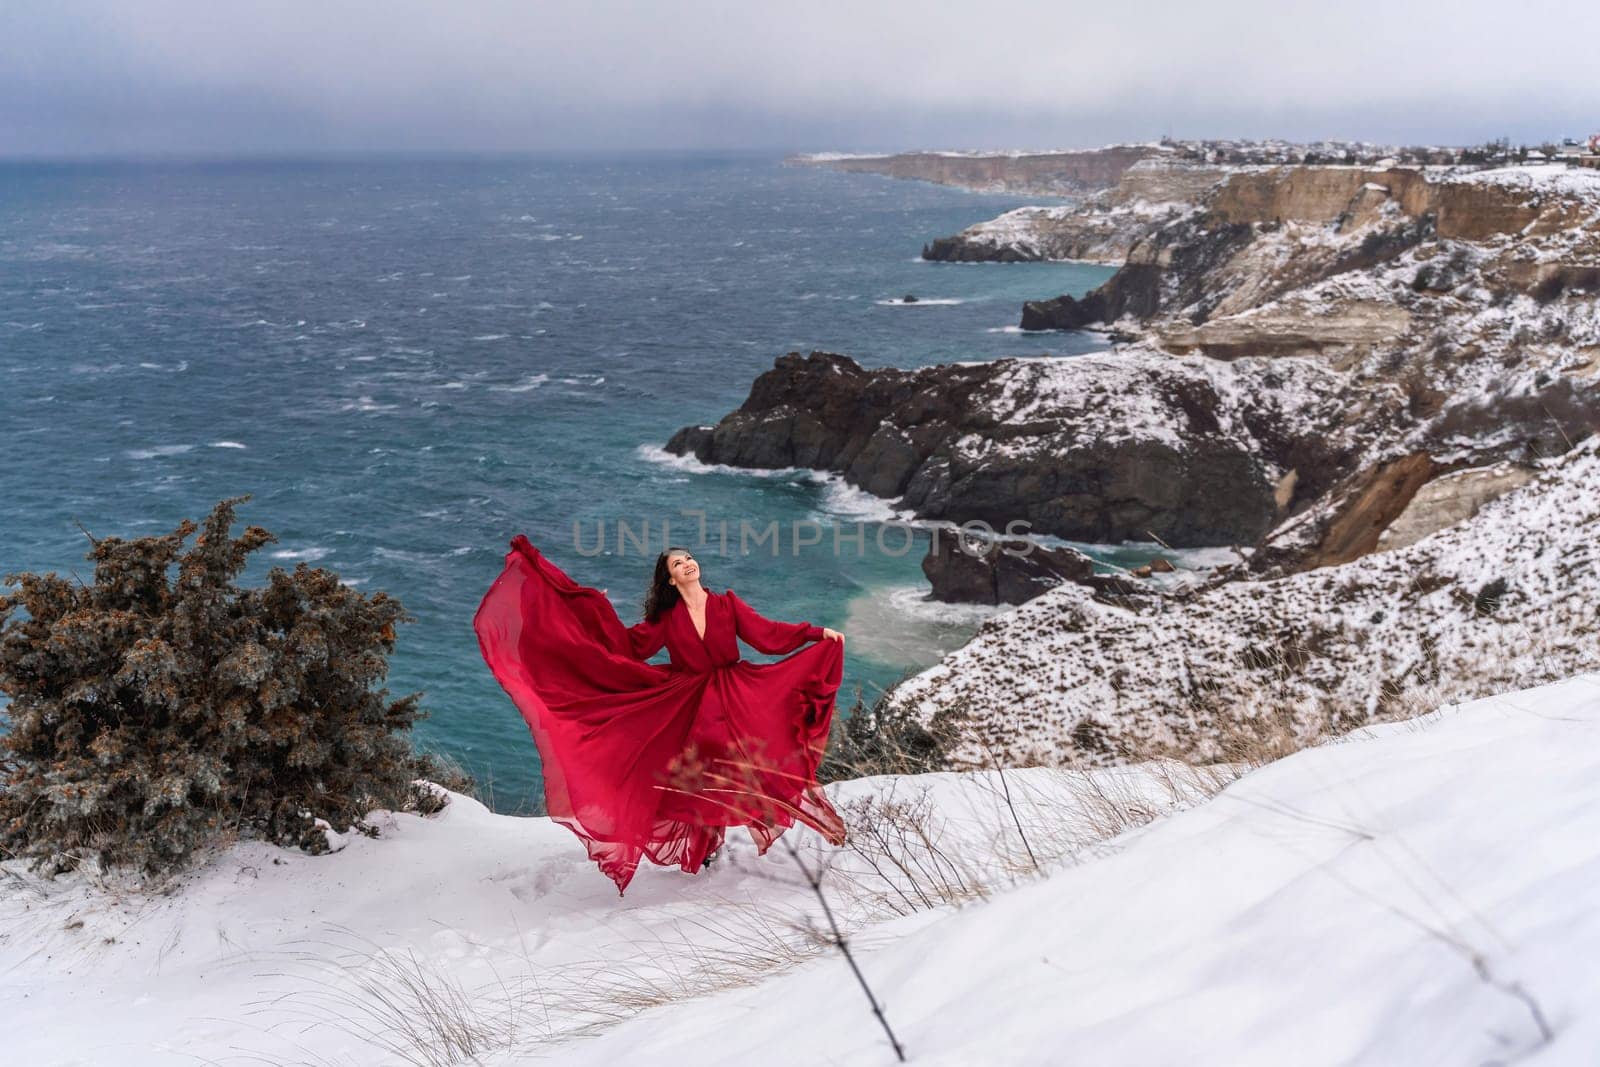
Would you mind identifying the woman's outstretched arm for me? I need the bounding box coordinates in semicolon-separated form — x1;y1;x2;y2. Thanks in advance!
726;588;824;656
625;613;667;660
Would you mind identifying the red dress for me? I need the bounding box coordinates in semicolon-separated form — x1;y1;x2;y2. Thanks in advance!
473;535;847;895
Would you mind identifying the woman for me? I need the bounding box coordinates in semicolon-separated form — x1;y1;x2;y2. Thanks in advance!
473;535;848;896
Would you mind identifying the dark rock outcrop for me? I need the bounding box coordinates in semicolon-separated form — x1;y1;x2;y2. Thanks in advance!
1020;292;1109;331
922;526;1113;605
924;236;1049;263
1020;223;1254;332
666;350;1351;548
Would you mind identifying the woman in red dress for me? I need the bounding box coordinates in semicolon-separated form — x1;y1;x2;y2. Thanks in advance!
473;535;848;895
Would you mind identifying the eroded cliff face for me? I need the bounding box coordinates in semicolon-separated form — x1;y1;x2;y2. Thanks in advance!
921;159;1230;263
1012;164;1600;573
1208;165;1596;240
792;146;1162;196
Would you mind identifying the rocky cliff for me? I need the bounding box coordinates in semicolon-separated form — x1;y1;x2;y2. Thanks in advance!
1014;163;1600;573
754;152;1600;771
668;162;1597;584
881;435;1600;769
790;146;1163;196
665;349;1353;547
921;158;1231;263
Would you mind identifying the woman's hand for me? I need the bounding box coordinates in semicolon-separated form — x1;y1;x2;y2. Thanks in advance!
821;627;844;644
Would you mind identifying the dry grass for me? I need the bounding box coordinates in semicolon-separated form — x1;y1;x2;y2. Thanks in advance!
828;745;1235;920
236;899;842;1063
245;924;542;1066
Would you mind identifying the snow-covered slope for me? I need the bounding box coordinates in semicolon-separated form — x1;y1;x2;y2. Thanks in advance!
885;434;1600;766
560;672;1600;1066
4;673;1598;1064
0;760;1204;1064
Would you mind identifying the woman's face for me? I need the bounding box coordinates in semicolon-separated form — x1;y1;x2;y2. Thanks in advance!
666;551;699;587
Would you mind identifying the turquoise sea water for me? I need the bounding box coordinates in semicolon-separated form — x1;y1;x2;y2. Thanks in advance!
1;154;1121;812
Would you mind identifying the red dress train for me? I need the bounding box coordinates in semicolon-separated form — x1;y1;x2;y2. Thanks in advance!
473;535;847;895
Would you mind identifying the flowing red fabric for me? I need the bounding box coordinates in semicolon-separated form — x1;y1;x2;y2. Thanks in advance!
473;535;847;895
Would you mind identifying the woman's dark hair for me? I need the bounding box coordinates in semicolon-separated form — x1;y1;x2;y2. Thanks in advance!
643;545;694;623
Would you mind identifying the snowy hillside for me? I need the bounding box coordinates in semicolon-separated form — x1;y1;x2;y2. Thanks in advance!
884;435;1600;767
560;672;1600;1066
4;673;1598;1064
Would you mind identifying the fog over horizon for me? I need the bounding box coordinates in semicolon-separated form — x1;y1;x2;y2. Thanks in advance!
4;0;1599;159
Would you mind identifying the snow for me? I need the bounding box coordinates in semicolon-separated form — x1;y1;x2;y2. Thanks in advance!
563;672;1600;1066
0;762;1210;1064
963;348;1346;463
8;672;1596;1063
885;435;1600;768
1431;162;1600;205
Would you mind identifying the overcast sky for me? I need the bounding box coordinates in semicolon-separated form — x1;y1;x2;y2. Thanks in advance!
4;1;1599;157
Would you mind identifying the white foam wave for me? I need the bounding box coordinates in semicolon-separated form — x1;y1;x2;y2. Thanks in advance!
880;583;1005;626
985;325;1026;334
373;546;435;564
339;395;400;412
125;444;193;460
635;443;804;479
270;547;331;562
488;373;549;393
805;471;920;523
472;334;509;342
209;441;247;449
841;584;1005;676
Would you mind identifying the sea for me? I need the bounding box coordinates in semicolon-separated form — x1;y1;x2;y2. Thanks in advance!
1;152;1140;813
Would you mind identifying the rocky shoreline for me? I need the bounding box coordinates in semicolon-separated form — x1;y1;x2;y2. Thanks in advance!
665;349;1351;547
677;162;1600;577
688;152;1600;766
